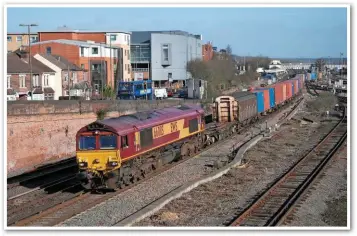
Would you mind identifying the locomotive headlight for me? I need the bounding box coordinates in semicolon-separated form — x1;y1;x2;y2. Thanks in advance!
78;162;88;168
111;161;118;166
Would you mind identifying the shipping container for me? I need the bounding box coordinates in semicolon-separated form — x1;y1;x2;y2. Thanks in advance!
282;83;287;101
293;79;299;94
272;82;284;106
254;88;270;112
268;87;275;108
253;91;265;113
235;94;258;123
311;73;317;80
285;81;293;99
291;80;295;96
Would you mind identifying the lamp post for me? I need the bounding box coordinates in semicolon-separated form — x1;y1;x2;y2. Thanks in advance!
107;34;114;88
19;23;38;100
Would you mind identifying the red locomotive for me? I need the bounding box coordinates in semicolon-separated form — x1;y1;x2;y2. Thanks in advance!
76;104;206;189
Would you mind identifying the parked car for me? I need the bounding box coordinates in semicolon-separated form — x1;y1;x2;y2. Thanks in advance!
178;89;188;98
154;88;168;100
166;88;174;97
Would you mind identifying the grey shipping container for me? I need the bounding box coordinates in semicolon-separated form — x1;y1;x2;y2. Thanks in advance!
235;93;258;123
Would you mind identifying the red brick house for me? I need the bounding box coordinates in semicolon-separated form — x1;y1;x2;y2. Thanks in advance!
202;42;214;61
7;52;56;100
29;39;123;97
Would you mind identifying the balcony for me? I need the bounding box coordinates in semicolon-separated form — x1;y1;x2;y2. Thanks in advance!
132;68;149;72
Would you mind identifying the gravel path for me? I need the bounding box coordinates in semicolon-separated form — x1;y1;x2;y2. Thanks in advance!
134;93;342;227
280;142;347;227
57;100;296;227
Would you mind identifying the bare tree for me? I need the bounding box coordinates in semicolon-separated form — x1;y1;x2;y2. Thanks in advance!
226;44;232;55
315;58;326;72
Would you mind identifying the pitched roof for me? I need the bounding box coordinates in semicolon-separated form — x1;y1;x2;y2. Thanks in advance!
44;87;55;94
31;39;121;48
7;53;55;74
39;54;84;71
72;80;91;90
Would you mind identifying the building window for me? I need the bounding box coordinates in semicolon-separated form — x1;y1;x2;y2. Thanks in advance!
33;75;39;87
72;72;77;82
81;64;85;69
43;74;49;86
7;36;12;42
64;72;68;82
7;75;11;88
162;44;169;61
110;35;117;41
19;75;26;88
80;47;85;56
30;36;38;43
46;47;51;54
168;73;172;80
92;47;98;55
16;36;22;42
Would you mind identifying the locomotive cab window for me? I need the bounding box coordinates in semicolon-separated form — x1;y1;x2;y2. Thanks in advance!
99;135;117;150
79;136;96;150
121;135;129;148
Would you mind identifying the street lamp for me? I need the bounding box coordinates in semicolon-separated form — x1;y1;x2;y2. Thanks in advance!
107;34;114;88
19;23;38;100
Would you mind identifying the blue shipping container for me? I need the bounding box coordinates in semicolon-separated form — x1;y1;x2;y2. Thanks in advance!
292;82;295;96
310;73;317;80
253;91;265;113
268;88;275;108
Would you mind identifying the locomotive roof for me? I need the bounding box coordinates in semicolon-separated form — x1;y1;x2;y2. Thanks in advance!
94;104;204;135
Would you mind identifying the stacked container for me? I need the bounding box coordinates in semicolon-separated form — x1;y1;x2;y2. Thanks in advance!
285;81;293;99
253;89;270;112
253;91;265;113
271;82;283;106
256;88;275;110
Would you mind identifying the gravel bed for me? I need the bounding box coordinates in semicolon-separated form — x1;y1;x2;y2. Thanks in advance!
280;142;347;227
57;102;296;227
134;94;341;227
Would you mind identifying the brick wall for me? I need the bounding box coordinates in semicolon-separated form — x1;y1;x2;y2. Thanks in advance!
7;99;203;177
38;32;106;44
30;42;80;65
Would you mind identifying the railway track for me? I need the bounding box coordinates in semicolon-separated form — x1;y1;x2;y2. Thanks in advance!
9;96;304;227
7;157;78;200
228;112;347;227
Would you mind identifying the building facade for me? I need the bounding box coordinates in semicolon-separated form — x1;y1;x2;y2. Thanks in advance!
34;53;88;99
38;27;132;82
7;33;38;53
29;39;122;96
7;53;56;100
131;31;203;87
202;42;214;61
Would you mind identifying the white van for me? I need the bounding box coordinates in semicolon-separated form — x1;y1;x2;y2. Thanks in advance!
154;88;168;100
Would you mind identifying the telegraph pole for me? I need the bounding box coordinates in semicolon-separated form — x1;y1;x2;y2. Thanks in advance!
20;23;38;100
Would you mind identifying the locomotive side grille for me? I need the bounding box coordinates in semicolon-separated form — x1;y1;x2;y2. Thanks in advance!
189;118;198;133
140;127;153;148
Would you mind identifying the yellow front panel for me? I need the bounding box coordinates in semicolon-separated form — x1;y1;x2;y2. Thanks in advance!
77;150;120;172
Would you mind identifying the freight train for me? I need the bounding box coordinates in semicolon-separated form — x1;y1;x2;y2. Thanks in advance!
76;75;305;190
